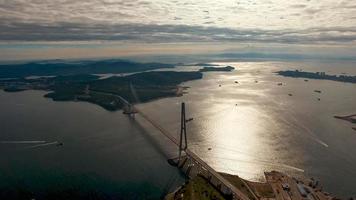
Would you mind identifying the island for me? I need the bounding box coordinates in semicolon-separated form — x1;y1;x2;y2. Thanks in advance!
3;87;27;92
0;59;175;78
0;59;205;111
334;114;356;124
277;70;356;84
199;66;235;72
0;71;203;111
334;114;356;131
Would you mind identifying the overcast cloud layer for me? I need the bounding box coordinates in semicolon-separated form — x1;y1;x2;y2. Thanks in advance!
0;0;356;44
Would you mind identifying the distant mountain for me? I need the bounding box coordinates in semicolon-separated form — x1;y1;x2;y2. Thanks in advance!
0;59;175;78
217;52;356;61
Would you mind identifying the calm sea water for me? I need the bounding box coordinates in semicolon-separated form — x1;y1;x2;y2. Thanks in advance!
0;60;356;198
0;90;184;199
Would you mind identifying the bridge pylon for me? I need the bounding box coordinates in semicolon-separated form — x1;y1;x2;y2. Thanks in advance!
178;102;188;161
123;103;137;117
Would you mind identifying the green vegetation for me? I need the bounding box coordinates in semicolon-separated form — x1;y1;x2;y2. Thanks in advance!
3;87;26;92
167;176;226;200
245;182;274;199
220;173;256;200
199;66;235;72
0;59;204;111
0;71;203;111
277;70;356;83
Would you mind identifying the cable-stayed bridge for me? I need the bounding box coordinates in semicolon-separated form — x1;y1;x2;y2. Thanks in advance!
89;89;250;200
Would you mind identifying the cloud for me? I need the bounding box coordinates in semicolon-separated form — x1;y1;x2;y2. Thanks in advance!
0;0;355;44
290;4;307;9
0;21;356;44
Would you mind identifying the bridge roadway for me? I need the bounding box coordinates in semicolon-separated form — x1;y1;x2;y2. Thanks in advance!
89;90;250;200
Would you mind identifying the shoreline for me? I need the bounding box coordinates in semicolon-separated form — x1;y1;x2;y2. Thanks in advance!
0;71;203;111
334;114;356;131
166;171;336;200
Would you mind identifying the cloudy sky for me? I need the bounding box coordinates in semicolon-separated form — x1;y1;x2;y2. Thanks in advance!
0;0;356;60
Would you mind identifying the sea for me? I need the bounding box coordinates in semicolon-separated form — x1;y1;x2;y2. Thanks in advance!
0;60;355;199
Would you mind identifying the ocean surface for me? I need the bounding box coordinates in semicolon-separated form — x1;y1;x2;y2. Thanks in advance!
1;60;356;198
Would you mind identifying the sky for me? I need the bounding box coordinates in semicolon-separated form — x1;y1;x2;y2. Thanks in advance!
0;0;356;61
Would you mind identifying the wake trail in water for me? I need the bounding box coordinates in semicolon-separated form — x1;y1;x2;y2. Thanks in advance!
266;98;329;148
211;155;305;173
0;140;46;144
190;143;304;173
280;164;305;172
26;141;59;149
283;112;329;148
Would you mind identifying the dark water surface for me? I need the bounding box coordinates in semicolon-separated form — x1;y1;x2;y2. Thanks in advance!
0;90;184;199
0;60;356;198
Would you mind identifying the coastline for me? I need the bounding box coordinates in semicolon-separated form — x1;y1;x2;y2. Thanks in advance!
0;71;203;111
334;114;356;131
166;171;335;200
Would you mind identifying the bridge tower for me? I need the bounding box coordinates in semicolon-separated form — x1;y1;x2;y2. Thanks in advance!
179;102;188;161
122;103;137;117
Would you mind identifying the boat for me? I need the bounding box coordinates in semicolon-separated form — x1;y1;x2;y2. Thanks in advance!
185;118;194;122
